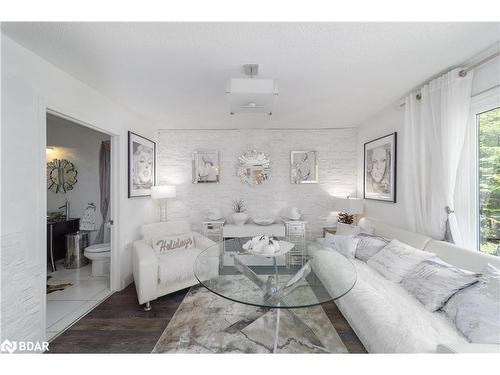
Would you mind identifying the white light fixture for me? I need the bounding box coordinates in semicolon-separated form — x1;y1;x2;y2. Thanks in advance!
226;64;278;115
151;185;176;222
333;196;364;224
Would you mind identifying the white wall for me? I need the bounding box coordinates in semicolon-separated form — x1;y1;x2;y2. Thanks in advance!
46;114;110;244
1;35;158;344
158;128;357;239
356;51;500;234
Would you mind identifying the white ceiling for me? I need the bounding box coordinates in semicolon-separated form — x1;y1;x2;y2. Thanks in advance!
2;22;499;128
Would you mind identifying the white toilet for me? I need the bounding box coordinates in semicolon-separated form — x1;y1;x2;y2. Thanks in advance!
84;243;111;277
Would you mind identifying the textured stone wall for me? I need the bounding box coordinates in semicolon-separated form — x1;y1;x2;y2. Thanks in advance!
157;129;357;239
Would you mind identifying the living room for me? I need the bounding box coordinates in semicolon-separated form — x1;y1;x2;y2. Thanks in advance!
1;0;499;373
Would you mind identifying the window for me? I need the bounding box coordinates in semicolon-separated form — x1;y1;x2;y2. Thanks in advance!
478;106;500;256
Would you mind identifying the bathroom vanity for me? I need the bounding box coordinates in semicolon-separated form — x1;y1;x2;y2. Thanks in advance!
47;218;80;272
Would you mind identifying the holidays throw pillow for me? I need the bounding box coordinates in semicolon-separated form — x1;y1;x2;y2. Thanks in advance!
443;263;499;343
401;257;480;312
324;233;359;258
152;232;194;254
367;239;434;282
355;233;390;262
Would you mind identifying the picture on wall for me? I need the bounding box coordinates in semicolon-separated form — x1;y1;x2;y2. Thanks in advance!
192;151;220;183
128;131;156;198
290;151;318;184
364;132;397;202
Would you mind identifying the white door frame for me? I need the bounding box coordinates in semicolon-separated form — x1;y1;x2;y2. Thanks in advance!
43;107;121;293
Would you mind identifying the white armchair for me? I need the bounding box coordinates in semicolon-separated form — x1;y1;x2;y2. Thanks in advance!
132;220;217;311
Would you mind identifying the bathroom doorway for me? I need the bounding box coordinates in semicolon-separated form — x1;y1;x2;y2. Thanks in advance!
45;112;113;341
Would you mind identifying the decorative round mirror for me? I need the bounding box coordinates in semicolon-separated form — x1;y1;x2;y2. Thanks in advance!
237;150;270;185
47;159;78;193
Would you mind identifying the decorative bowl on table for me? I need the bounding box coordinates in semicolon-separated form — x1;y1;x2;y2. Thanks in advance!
282;207;302;221
242;235;294;257
252;216;275;226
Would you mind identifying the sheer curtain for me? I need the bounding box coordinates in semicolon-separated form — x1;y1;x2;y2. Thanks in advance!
96;140;111;244
404;68;473;243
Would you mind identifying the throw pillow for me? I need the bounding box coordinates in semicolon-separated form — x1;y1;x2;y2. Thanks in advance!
152;232;194;254
324;233;359;258
367;239;434;282
401;257;480;312
443;264;499;344
355;233;390;262
336;222;375;236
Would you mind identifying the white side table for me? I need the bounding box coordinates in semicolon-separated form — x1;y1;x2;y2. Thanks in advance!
202;221;225;243
284;221;307;266
202;221;225;268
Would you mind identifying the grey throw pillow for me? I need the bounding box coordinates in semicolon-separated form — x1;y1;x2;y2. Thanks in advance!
401;257;480;312
443;264;500;344
367;239;435;282
355;233;390;262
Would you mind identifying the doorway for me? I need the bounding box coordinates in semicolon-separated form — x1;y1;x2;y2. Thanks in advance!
45;112;113;341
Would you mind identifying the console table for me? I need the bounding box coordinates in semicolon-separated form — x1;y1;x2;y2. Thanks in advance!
223;223;285;238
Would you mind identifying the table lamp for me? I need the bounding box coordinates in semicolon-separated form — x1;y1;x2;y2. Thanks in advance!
333;196;363;224
151;185;176;222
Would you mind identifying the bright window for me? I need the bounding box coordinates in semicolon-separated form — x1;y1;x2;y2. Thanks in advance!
478;107;500;256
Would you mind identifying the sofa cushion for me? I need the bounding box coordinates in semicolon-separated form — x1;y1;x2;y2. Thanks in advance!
443;264;500;344
152;232;194;254
157;247;203;285
401;257;480;312
324;233;359;258
336;222;374;236
355;233;390;262
334;259;467;353
367;239;434;282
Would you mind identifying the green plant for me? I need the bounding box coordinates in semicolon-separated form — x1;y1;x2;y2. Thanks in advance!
232;199;246;213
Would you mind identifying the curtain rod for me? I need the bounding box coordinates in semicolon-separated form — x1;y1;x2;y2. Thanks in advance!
399;50;500;107
458;51;500;77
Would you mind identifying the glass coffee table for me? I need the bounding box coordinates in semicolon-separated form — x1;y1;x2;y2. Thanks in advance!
194;238;357;353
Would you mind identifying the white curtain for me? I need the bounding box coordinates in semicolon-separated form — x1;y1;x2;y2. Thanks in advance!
404;68;473;243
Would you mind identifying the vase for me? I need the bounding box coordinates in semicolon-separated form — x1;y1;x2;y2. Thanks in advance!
232;212;249;226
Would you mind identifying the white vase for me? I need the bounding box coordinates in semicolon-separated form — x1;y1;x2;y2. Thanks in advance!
232;212;249;226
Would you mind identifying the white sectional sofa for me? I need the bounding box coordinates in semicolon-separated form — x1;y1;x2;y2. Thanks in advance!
308;217;500;353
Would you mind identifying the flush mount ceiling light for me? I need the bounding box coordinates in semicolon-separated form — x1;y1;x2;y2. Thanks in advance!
226;64;279;116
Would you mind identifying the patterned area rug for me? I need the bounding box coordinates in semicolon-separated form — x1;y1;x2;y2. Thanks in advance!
153;279;347;354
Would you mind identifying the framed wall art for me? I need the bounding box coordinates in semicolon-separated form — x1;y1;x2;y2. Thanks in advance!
290;150;318;184
363;132;397;202
128;131;156;198
192;151;220;183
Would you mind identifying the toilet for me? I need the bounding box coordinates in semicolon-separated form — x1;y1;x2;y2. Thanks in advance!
84;243;111;277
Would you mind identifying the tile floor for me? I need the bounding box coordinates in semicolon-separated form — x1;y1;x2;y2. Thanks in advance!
46;261;111;341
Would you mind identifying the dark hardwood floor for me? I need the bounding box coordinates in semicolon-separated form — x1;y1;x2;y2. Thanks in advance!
48;283;366;353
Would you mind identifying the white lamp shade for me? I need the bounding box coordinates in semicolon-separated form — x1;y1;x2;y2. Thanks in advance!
333;196;364;214
151;185;176;199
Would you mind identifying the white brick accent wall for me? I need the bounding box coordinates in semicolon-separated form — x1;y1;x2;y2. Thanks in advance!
157;129;357;239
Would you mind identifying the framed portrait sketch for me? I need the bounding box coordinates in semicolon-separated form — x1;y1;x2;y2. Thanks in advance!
290;151;318;184
364;132;397;202
128;131;156;198
192;151;220;183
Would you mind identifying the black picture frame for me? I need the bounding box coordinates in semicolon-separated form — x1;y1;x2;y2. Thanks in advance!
128;131;156;198
363;132;397;203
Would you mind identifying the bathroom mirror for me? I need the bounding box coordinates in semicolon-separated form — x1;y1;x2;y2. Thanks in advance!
237;150;270;185
47;158;78;193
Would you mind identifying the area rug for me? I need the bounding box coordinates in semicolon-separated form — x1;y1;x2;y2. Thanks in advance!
152;278;347;354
